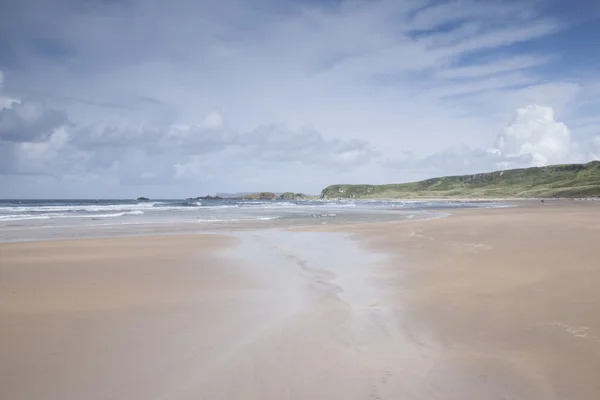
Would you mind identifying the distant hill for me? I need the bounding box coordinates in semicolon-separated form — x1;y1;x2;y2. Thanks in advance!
192;192;315;201
321;161;600;199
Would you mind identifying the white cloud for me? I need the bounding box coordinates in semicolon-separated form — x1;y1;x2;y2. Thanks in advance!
0;74;378;190
591;137;600;159
386;104;599;177
1;71;69;143
19;127;70;165
492;82;582;114
433;21;560;58
0;126;92;177
492;105;576;167
202;111;225;130
0;99;68;142
174;156;203;179
0;70;80;177
437;55;553;79
0;71;20;110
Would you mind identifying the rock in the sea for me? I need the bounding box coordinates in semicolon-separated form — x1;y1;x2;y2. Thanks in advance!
187;195;224;200
278;192;307;200
136;197;150;201
241;192;277;200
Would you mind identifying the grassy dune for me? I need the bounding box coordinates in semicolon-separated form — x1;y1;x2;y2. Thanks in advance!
321;161;600;199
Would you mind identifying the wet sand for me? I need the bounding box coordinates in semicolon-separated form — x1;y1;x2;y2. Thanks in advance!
1;202;600;399
0;231;433;400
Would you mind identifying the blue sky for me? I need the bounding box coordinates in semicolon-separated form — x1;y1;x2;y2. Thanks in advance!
0;0;599;198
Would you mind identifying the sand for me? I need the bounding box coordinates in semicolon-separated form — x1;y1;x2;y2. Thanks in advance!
341;201;600;399
1;202;600;399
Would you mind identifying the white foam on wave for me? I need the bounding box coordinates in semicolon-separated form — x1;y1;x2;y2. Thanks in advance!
125;210;145;215
201;205;240;209
0;214;51;221
0;202;158;213
312;213;337;218
324;202;357;208
88;211;145;218
196;216;278;222
0;210;145;222
239;202;296;208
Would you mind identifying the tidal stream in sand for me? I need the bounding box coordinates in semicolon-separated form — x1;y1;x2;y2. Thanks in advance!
161;230;441;400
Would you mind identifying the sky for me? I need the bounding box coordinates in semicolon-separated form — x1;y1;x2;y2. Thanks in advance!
1;0;600;198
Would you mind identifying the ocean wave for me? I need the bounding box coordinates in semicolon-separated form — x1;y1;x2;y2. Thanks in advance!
0;202;158;213
322;201;357;207
160;201;203;207
0;214;51;221
0;200;515;225
125;210;145;215
89;211;145;218
0;210;145;222
196;216;278;222
201;204;240;209
0;201;217;215
238;202;296;208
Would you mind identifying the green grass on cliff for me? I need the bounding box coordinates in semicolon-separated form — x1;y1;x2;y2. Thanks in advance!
321;161;600;199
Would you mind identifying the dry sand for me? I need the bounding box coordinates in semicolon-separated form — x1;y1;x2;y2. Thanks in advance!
1;202;599;399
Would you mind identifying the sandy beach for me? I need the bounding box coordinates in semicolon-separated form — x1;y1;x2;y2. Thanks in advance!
1;202;600;399
340;201;600;399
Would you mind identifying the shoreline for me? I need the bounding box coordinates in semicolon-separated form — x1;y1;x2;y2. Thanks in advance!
4;197;595;244
0;205;455;244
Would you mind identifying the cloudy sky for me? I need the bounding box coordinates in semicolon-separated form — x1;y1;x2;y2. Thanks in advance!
1;0;599;198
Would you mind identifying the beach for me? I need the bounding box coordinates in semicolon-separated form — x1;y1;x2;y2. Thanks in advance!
1;201;599;399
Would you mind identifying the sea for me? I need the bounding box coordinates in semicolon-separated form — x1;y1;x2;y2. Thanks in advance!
0;199;513;242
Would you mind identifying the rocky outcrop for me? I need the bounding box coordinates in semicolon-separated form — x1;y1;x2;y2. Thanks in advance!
136;197;150;201
241;192;277;200
278;192;307;200
187;192;314;201
186;195;223;200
